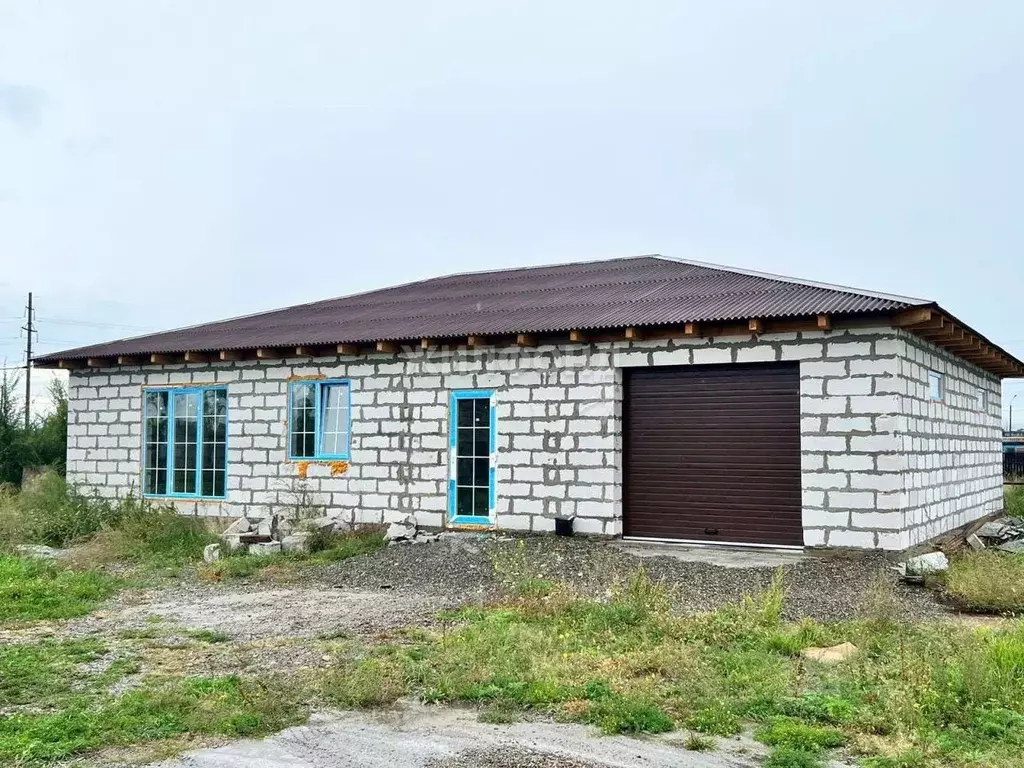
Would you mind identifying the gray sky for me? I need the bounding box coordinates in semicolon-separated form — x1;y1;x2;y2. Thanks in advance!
1;1;1023;425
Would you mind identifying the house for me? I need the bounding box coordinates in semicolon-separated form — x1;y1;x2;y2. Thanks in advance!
35;255;1023;550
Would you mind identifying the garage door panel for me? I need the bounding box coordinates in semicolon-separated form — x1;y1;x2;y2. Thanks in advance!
624;362;802;546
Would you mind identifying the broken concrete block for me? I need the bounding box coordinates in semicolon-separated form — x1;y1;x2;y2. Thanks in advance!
256;515;279;538
801;642;858;664
998;540;1024;554
249;541;282;556
223;517;251;536
385;515;417;544
221;533;247;553
903;551;949;580
966;533;986;551
281;533;311;553
976;521;1011;540
203;543;222;563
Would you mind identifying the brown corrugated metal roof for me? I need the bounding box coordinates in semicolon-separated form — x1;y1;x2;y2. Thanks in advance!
33;255;1024;377
34;255;922;362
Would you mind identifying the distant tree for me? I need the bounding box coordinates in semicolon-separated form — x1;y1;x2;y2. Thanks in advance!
0;370;27;485
0;373;68;485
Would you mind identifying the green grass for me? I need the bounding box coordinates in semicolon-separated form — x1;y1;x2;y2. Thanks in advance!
0;673;305;763
0;555;120;622
943;550;1024;614
0;639;108;708
317;569;1024;767
186;629;231;644
1006;485;1024;519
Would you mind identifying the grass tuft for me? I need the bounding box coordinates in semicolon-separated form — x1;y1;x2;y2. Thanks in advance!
683;732;716;751
943;551;1024;614
764;746;826;768
0;554;120;622
1005;485;1024;519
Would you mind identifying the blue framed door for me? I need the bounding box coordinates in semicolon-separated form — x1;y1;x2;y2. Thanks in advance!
448;390;496;525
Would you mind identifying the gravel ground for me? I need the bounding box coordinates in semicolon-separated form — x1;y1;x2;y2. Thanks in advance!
323;534;950;622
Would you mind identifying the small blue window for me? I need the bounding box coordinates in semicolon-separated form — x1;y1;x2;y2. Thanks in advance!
289;380;351;460
927;371;944;402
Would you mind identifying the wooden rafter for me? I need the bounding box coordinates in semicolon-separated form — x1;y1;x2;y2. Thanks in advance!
58;359;86;370
516;334;536;348
117;356;141;365
337;343;360;356
255;348;282;360
569;329;588;343
183;351;209;363
150;354;174;364
816;314;832;331
376;340;399;354
624;327;642;341
219;350;244;361
683;322;700;337
748;318;764;334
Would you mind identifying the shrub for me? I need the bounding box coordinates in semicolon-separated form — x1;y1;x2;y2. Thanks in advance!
943;551;1024;614
764;746;825;768
756;717;846;751
17;473;123;547
581;695;675;734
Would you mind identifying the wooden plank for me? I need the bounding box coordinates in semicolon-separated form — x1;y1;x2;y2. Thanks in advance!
337;343;360;356
816;314;831;331
466;335;485;349
150;354;174;364
255;348;282;360
569;329;588;343
683;322;700;337
892;308;934;327
183;351;209;363
117;356;142;365
748;318;764;334
516;334;536;348
420;338;433;351
295;346;328;358
58;359;86;370
219;350;244;361
376;340;399;354
625;327;642;341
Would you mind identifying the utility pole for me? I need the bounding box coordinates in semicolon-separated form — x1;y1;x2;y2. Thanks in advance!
22;292;33;429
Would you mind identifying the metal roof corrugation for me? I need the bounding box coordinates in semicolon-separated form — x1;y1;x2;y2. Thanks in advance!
35;256;918;362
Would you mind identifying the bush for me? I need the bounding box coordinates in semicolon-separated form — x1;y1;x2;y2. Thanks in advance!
581;695;675;734
943;551;1024;614
17;473;123;547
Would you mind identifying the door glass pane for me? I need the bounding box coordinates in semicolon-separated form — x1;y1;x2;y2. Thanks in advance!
474;398;490;427
457;399;474;427
474;428;489;457
473;487;489;517
457;486;474;517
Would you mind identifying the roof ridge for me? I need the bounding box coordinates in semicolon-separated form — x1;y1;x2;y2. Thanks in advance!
649;255;929;305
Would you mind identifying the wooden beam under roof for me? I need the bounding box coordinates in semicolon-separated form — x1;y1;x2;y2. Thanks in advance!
893;308;934;327
816;314;831;331
117;355;142;365
337;343;360;356
569;329;588;343
748;318;764;334
683;322;700;337
58;359;86;370
376;340;399;354
255;348;282;360
624;327;642;341
219;350;244;361
183;351;209;363
150;354;174;364
516;334;536;348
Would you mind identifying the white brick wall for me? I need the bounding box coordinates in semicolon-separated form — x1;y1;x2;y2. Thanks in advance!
64;324;1005;549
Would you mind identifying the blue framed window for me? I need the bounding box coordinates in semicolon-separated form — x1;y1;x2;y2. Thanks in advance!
448;390;496;525
143;387;227;498
288;379;351;460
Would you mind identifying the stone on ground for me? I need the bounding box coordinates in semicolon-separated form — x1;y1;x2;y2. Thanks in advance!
966;533;986;551
902;551;949;580
14;544;67;559
998;540;1024;554
250;541;282;556
800;642;858;663
282;533;311;553
202;543;222;563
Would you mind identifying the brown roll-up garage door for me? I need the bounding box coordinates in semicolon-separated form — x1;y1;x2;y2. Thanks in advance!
624;362;802;546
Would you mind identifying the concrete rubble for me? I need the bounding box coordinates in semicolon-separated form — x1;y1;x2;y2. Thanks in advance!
384;513;442;545
217;509;351;555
